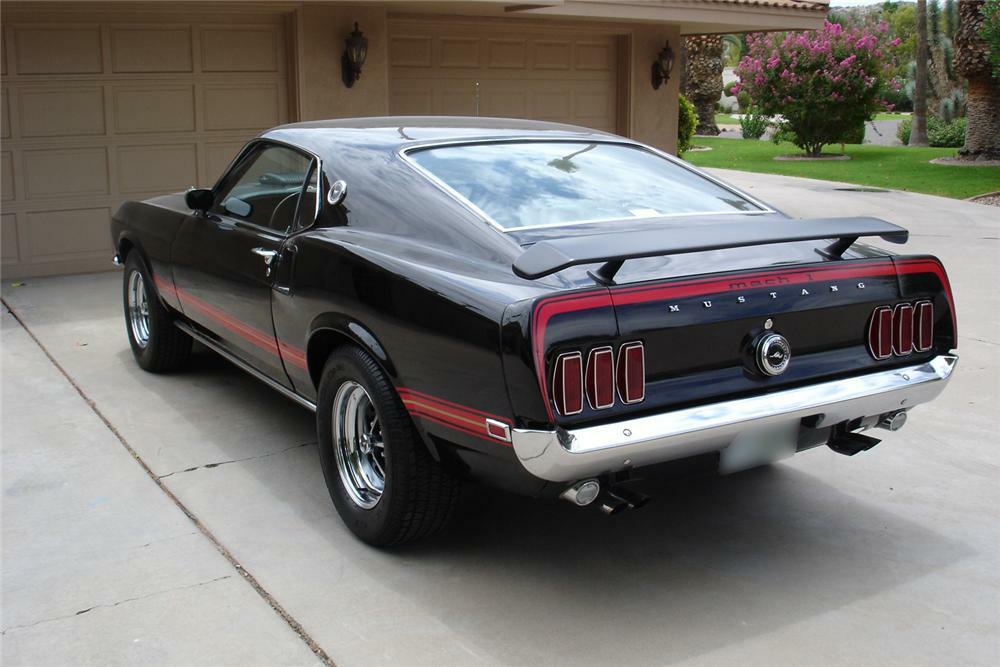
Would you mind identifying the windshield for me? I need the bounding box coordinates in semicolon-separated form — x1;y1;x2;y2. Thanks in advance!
407;141;762;230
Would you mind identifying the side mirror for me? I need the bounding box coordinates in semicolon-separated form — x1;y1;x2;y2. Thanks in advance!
185;188;214;212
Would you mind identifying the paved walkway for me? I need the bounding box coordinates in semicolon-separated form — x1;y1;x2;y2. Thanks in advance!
2;173;998;666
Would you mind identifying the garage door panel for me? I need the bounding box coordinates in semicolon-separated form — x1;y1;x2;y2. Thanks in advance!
532;41;572;70
389;37;433;68
390;87;433;116
1;90;9;139
440;38;480;69
204;141;247;187
24;148;109;200
203;83;281;131
576;42;614;71
201;26;280;72
533;91;571;120
1;213;19;262
487;40;527;69
2;151;15;201
113;86;195;134
485;90;527;118
19;87;106;138
117;144;197;195
110;27;193;73
14;26;103;75
26;207;111;262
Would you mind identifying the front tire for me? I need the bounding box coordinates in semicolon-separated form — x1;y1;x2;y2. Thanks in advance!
122;252;191;372
317;346;459;546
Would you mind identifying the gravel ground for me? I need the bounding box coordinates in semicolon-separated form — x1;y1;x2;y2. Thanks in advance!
968;192;1000;207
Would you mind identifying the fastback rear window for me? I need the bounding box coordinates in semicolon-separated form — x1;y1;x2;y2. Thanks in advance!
406;141;762;230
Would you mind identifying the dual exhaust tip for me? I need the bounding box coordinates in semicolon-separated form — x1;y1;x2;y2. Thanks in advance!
560;479;649;515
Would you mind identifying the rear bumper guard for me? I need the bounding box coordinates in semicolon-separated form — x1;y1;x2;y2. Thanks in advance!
510;354;957;482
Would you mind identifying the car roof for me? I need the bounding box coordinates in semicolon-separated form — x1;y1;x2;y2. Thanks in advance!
261;116;620;155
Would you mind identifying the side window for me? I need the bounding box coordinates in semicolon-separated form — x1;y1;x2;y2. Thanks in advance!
214;144;312;234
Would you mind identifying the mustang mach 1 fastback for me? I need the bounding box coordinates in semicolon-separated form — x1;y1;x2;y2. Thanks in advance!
111;117;957;545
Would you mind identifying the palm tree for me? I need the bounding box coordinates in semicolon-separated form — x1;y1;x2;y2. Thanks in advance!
910;0;930;146
954;0;1000;159
683;35;724;136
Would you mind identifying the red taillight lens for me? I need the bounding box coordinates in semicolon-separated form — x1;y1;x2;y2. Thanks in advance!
585;346;615;410
914;300;934;352
552;352;583;415
868;306;893;359
616;342;645;404
892;303;914;356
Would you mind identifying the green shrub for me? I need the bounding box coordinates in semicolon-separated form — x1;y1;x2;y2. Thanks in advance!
678;94;698;154
770;122;798;145
840;121;866;145
897;117;967;147
740;107;769;140
928;116;966;147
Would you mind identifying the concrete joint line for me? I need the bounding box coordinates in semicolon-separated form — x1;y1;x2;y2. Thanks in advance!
2;300;336;666
2;576;233;635
157;441;316;480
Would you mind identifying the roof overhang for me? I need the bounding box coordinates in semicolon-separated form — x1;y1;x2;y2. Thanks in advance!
384;0;828;34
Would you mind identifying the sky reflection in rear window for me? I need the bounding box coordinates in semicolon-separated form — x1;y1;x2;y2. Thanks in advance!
408;142;761;229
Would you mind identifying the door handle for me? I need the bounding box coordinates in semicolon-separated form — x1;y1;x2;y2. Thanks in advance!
251;247;278;276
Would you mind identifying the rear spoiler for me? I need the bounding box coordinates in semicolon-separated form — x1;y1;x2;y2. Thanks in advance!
512;217;908;283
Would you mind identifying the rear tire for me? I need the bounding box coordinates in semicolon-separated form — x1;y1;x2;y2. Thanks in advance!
317;345;459;546
122;252;191;372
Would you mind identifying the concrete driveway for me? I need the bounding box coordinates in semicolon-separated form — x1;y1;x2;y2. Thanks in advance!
3;171;998;666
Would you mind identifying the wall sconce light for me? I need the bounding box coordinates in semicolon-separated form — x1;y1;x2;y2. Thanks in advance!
342;22;368;88
651;41;674;90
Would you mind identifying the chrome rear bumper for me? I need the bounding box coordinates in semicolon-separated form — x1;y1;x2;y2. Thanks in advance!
511;354;957;482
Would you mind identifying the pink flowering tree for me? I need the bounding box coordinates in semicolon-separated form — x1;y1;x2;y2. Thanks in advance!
734;21;899;156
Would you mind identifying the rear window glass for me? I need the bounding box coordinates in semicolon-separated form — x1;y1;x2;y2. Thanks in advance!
407;141;762;230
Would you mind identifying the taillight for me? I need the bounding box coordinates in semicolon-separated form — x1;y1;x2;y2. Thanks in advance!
868;301;934;359
616;342;645;404
892;303;914;356
868;306;893;360
552;342;645;416
585;346;615;410
552;352;583;415
914;301;934;352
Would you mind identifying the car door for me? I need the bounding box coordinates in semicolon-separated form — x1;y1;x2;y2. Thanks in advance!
171;141;316;387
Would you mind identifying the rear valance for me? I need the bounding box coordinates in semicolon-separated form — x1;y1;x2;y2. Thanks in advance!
512;217;908;282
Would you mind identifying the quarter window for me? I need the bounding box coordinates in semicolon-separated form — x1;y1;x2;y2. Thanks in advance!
215;144;314;234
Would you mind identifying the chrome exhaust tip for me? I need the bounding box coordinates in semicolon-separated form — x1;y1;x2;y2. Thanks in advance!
560;479;601;507
877;410;908;432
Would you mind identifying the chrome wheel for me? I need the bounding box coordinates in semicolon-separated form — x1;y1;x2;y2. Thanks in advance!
127;270;151;349
332;381;385;509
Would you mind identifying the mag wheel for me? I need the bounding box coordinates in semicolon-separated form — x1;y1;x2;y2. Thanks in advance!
317;345;459;546
122;252;191;372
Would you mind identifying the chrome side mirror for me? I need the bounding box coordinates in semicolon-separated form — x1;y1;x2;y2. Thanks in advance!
327;179;347;206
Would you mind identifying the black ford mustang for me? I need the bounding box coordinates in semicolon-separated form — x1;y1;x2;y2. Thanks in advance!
111;117;957;545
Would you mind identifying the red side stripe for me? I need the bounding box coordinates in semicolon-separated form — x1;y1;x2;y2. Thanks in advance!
152;275;308;370
397;387;512;445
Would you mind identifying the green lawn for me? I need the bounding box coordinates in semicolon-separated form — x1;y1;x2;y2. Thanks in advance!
684;138;999;199
873;112;910;121
715;113;740;126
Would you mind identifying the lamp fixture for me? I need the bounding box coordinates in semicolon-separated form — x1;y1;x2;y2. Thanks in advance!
651;41;674;90
342;22;368;88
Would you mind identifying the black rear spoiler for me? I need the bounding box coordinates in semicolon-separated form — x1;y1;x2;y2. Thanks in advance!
512;217;908;283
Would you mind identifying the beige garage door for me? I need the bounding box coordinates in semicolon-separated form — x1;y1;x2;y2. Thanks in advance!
389;18;622;134
1;10;291;278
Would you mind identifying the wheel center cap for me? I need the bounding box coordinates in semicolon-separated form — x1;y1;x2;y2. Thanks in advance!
359;434;373;455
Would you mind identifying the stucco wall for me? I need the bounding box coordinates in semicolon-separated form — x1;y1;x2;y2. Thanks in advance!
629;24;682;154
295;5;390;121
